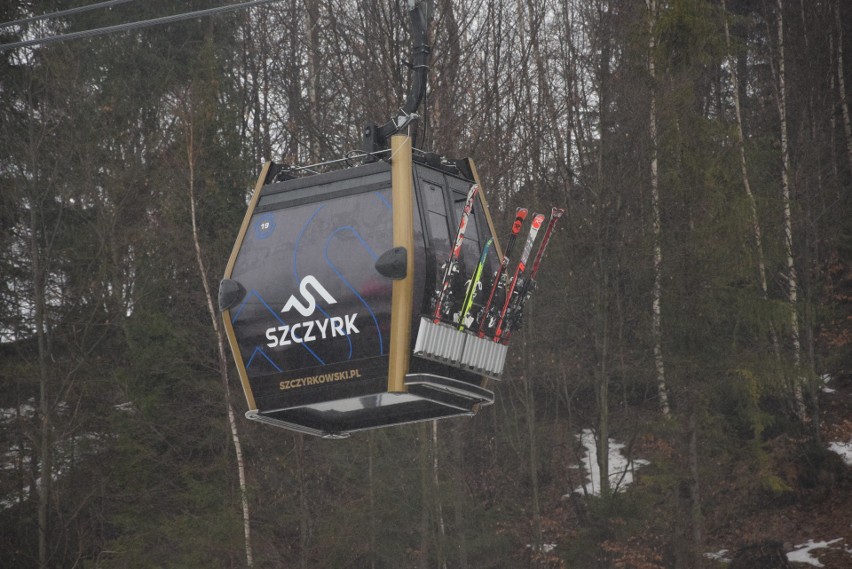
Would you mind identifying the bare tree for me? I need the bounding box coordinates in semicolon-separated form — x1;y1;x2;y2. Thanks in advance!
835;0;852;173
722;0;779;355
771;0;805;416
178;86;254;568
646;0;670;416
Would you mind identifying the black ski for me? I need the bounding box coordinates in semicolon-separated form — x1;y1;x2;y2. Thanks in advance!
432;184;479;323
456;237;494;330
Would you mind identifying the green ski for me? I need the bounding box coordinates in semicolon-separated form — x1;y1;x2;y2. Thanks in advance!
456;237;494;330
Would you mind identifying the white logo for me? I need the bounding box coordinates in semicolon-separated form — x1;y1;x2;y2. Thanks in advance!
282;275;337;317
267;276;359;349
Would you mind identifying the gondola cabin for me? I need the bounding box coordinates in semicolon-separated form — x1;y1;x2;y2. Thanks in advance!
220;136;510;438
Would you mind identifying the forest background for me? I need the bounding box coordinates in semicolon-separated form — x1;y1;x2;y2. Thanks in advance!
1;0;851;568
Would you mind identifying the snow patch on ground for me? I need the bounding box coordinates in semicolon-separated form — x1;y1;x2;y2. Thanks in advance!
525;543;557;553
569;428;649;497
0;403;35;421
828;440;852;466
786;538;845;567
707;539;852;567
703;549;731;563
114;401;136;413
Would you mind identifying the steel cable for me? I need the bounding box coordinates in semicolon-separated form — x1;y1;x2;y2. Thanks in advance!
0;0;284;52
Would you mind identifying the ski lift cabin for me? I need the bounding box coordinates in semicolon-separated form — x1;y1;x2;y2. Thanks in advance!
219;143;509;437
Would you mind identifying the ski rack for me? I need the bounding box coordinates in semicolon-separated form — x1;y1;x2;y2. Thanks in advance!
414;206;564;379
413;317;508;379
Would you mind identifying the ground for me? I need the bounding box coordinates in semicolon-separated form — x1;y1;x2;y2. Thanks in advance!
707;372;852;568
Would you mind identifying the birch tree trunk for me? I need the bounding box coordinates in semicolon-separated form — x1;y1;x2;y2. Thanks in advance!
646;0;670;416
773;0;806;417
722;0;779;355
185;114;254;568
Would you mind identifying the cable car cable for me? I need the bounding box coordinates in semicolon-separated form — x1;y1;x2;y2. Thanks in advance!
0;0;284;52
0;0;137;30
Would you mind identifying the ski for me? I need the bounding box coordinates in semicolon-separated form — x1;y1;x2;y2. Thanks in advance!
456;237;494;330
523;207;565;294
493;212;545;341
501;207;565;341
432;183;479;323
477;208;528;337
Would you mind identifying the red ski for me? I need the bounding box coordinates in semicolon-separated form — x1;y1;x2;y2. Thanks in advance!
525;207;565;290
477;208;528;337
501;207;565;342
493;212;545;340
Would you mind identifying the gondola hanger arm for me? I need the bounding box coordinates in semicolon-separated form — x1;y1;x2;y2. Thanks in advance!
363;0;432;154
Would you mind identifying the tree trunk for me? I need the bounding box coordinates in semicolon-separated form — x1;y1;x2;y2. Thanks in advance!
432;421;448;569
773;0;806;417
646;0;670;416
593;1;612;499
24;84;54;569
522;316;543;555
368;431;377;569
829;32;841;195
418;423;431;569
836;0;852;173
797;0;825;444
527;0;569;191
688;412;703;561
297;435;309;569
32;193;52;569
451;425;469;569
305;0;321;162
595;274;610;499
186;116;254;568
722;0;780;356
